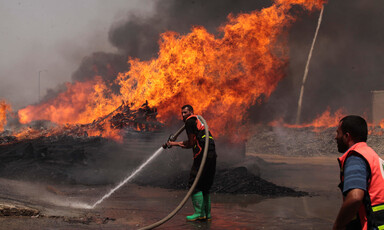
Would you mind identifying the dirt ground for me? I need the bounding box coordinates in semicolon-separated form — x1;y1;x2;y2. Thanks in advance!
0;151;341;230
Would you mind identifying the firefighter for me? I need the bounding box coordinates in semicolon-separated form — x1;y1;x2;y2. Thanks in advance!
164;105;217;221
333;115;384;230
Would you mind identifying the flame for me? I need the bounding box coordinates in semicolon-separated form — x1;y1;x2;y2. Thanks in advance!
0;100;12;131
15;0;326;141
270;108;346;131
18;76;121;125
117;0;326;138
379;119;384;129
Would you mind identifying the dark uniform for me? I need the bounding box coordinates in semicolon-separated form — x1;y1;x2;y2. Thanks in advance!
185;115;217;194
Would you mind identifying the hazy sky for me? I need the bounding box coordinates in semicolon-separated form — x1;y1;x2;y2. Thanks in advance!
0;0;156;109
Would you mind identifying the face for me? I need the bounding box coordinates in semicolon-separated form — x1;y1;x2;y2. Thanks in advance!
335;122;349;153
181;107;192;122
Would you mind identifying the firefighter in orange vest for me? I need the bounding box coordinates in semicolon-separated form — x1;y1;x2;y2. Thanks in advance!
164;105;217;221
334;115;384;230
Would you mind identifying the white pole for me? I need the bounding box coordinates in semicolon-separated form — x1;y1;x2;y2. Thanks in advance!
296;5;325;124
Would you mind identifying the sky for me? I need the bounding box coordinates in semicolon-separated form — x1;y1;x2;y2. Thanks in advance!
0;0;156;109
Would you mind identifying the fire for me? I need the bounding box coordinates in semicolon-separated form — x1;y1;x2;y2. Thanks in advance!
86;121;123;143
18;76;121;125
379;119;384;129
270;108;346;131
117;0;326;137
0;100;12;132
16;0;326;141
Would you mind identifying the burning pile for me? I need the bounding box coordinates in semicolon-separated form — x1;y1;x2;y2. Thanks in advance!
10;0;326;143
0;102;162;145
0;100;11;132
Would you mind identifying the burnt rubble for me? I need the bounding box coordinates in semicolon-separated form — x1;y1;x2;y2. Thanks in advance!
135;166;308;197
0;130;307;197
247;125;384;156
0;102;163;145
109;101;161;131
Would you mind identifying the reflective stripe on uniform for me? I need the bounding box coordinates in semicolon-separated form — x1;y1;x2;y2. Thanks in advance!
378;225;384;230
201;135;213;139
372;204;384;212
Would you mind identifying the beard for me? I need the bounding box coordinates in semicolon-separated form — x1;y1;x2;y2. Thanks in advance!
337;138;349;153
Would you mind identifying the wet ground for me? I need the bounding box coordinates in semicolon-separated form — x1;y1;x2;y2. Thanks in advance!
0;152;341;229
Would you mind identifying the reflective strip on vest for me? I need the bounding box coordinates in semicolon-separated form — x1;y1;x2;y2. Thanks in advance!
378;225;384;230
201;135;213;139
373;204;384;212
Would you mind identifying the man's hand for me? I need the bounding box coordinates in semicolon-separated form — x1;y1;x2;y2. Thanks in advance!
162;142;171;149
333;188;364;230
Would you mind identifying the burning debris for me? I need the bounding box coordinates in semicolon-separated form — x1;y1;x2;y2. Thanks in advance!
10;0;326;142
0;102;162;145
109;101;161;131
0;100;11;132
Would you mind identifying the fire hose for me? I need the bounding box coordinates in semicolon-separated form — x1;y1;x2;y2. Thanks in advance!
139;115;210;230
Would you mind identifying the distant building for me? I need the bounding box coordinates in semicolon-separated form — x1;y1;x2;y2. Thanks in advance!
372;90;384;125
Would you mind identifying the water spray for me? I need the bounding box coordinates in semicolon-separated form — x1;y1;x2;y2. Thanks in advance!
88;123;186;209
89;147;165;209
67;116;208;230
139;115;209;230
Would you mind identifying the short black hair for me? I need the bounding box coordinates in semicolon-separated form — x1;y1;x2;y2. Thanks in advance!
340;115;368;142
181;104;193;112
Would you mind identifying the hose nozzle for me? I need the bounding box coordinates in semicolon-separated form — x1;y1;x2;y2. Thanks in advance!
162;125;185;149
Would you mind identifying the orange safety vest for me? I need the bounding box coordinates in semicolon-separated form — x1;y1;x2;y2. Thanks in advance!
338;142;384;230
185;115;214;158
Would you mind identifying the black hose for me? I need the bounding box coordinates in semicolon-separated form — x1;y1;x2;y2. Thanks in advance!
139;115;210;229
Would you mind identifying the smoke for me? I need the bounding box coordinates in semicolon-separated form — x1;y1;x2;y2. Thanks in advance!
70;0;384;126
108;0;271;60
38;0;271;111
261;0;384;123
12;0;383;127
70;0;272;83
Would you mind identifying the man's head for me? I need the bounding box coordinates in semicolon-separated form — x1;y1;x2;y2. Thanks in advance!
335;115;368;153
181;105;194;122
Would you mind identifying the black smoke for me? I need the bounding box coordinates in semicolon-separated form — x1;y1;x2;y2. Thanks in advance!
260;0;384;123
46;0;384;124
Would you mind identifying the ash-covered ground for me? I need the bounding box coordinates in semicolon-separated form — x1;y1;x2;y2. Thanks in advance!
247;125;384;156
0;127;308;197
2;125;379;229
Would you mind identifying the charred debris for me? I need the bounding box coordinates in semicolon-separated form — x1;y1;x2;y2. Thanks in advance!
0;102;307;197
0;101;162;145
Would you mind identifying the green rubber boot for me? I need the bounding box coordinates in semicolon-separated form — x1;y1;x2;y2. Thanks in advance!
203;193;211;220
186;191;205;221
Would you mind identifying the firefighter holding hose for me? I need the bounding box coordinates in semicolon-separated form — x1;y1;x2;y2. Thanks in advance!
333;115;384;230
164;105;217;221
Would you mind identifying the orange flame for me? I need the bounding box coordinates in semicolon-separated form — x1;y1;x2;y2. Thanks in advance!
18;76;121;125
270;108;346;131
0;100;12;132
379;119;384;129
117;0;326;138
16;0;326;141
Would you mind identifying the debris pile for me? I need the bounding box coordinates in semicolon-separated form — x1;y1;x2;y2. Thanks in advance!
0;102;163;145
247;125;384;156
109;101;161;131
0;203;39;217
136;166;307;197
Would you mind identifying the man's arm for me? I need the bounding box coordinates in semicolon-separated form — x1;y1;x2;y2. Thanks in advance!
168;134;195;149
333;188;364;230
